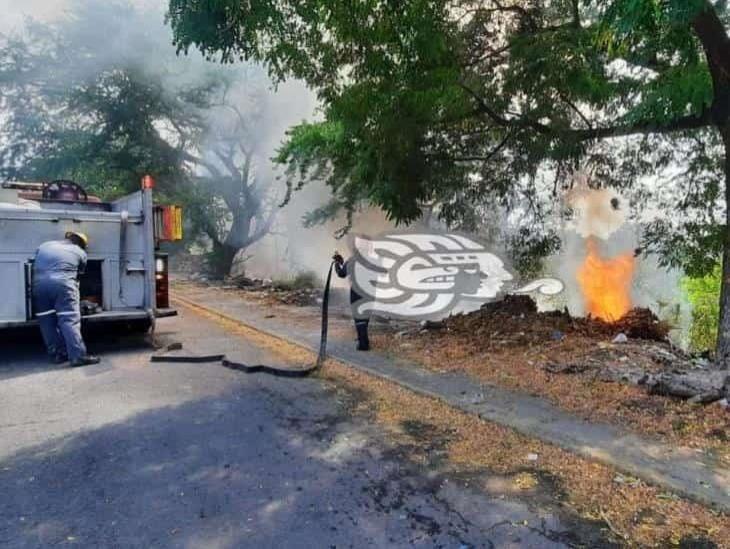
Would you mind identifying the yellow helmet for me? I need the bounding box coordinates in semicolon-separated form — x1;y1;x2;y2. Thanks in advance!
65;231;89;250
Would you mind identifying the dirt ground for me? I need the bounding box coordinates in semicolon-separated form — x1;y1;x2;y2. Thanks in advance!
323;361;730;548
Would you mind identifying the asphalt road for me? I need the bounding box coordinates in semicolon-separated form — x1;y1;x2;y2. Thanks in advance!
0;310;604;548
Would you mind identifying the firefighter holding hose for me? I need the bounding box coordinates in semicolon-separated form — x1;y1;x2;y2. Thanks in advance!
333;251;370;351
32;231;101;367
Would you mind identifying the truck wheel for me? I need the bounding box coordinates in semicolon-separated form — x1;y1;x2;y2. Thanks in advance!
126;319;153;334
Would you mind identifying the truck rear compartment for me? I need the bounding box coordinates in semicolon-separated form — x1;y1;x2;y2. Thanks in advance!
80;259;104;306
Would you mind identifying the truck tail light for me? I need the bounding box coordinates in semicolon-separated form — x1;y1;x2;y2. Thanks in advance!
155;254;170;309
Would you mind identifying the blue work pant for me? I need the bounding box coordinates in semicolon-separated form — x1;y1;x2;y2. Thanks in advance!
33;276;87;361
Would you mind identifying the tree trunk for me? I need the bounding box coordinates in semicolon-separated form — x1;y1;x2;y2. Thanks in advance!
687;1;730;369
715;128;730;369
211;240;239;279
220;211;254;275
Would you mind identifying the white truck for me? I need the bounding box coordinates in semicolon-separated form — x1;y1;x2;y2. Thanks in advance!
0;179;178;332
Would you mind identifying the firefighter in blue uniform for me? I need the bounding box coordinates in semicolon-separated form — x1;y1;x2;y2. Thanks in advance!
333;251;370;351
33;231;100;367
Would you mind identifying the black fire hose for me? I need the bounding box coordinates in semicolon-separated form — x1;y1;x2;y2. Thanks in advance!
221;261;336;377
316;260;336;367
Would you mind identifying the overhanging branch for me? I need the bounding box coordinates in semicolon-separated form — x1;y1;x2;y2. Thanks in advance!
460;82;714;142
570;109;714;140
459;82;552;134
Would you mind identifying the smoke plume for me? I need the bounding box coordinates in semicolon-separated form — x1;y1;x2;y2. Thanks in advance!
565;172;627;241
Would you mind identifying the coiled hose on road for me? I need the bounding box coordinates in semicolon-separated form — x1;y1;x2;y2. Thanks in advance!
220;261;336;377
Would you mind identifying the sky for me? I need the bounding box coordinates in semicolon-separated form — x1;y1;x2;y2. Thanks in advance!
0;0;65;32
0;0;159;33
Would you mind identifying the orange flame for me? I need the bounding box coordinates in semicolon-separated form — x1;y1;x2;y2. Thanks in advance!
576;238;635;322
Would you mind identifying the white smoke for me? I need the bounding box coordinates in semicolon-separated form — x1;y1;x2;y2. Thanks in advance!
241;185;401;287
565;172;627;241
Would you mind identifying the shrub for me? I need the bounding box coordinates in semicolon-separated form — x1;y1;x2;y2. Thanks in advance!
682;264;721;353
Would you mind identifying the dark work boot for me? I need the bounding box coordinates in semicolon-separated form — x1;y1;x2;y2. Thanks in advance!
52;354;68;365
69;355;101;367
355;323;370;351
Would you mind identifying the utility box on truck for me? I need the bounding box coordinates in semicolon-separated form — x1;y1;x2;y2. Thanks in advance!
0;179;178;331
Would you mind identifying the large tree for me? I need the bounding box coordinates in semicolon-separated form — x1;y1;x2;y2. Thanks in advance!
168;0;730;365
0;1;209;197
183;76;279;276
0;0;280;277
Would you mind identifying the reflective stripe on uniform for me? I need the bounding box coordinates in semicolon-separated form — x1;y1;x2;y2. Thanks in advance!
35;309;57;317
56;311;79;316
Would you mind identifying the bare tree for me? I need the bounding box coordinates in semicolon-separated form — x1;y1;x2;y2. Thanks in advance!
184;80;279;277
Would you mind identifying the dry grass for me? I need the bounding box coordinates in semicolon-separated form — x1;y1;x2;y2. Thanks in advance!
320;359;730;548
378;331;730;469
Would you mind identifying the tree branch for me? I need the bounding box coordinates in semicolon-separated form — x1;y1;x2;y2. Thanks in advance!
691;1;730;124
246;205;277;246
571;0;580;29
460;82;714;141
459;82;552;134
558;92;593;130
240;152;252;188
490;1;533;24
213;146;240;177
180;150;223;179
571;109;714;140
429;130;513;163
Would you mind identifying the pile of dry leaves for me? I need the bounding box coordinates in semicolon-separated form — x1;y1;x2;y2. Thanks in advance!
381;296;729;463
446;295;670;347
